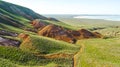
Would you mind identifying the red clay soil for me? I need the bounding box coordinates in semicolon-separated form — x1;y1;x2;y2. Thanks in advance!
77;29;97;39
93;32;103;38
30;20;103;43
38;24;103;43
69;29;103;40
79;29;103;38
38;24;77;43
18;33;29;40
31;19;46;29
18;33;37;52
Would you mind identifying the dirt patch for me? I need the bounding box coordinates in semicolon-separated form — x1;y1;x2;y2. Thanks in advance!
36;53;74;59
73;44;84;67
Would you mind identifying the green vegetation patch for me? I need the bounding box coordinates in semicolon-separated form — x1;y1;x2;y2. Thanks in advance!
0;58;17;67
76;38;120;67
0;46;74;67
20;35;80;54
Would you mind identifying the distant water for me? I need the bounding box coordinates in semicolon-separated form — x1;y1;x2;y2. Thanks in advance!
73;15;120;21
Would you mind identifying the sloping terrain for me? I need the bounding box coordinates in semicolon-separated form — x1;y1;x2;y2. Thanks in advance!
0;1;80;67
55;16;120;67
0;1;47;20
76;38;120;67
0;1;111;67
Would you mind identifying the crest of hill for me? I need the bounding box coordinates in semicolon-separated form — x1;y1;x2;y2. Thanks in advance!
0;0;61;31
0;0;51;30
0;1;47;20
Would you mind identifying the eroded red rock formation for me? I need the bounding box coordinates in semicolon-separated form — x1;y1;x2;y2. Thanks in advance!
30;19;103;43
31;19;46;30
93;32;103;38
69;29;103;39
38;24;77;44
18;33;29;40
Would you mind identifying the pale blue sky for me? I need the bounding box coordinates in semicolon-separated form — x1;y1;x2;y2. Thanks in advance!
3;0;120;14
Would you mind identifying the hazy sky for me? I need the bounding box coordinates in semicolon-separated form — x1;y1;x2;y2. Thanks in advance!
3;0;120;14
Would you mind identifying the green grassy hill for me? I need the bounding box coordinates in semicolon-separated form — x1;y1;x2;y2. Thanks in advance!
0;1;76;32
57;17;120;67
76;38;120;67
0;35;79;67
58;18;120;37
0;1;47;20
0;0;120;67
0;1;80;67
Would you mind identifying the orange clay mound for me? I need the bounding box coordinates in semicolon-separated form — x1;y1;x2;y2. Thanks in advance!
78;29;96;39
38;24;77;44
38;24;103;43
18;33;37;52
29;19;103;43
69;29;103;39
31;19;46;29
18;33;29;40
93;32;103;38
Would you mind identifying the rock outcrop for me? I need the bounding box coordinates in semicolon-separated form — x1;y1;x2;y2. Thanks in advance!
18;33;29;40
31;19;46;30
0;30;18;37
93;32;103;38
0;37;20;47
37;23;103;43
69;29;103;39
38;24;77;44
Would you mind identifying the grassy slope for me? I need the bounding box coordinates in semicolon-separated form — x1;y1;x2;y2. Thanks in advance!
0;34;80;67
0;58;17;67
76;38;120;67
0;8;30;24
20;35;79;54
58;18;120;67
43;20;78;30
1;15;120;67
1;1;120;67
59;18;120;37
0;4;31;33
0;1;75;31
58;18;120;29
0;1;80;67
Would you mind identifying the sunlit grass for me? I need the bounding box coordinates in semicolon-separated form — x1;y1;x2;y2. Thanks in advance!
20;34;80;54
76;38;120;67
